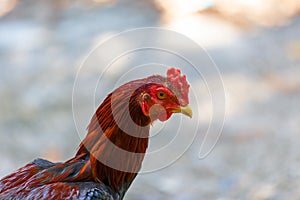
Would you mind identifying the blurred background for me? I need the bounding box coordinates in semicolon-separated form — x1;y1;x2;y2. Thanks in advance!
1;0;300;199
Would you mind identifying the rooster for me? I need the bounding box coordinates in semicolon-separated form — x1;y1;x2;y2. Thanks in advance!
0;68;192;200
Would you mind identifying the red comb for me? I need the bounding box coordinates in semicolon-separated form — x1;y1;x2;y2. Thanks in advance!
166;68;190;106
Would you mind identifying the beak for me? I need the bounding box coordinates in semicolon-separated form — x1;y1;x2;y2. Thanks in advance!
172;105;193;118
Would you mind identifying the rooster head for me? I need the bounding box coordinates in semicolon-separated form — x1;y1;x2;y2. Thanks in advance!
140;68;192;122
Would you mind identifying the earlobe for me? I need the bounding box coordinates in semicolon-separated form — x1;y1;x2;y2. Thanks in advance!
141;101;149;116
141;93;151;116
142;93;151;101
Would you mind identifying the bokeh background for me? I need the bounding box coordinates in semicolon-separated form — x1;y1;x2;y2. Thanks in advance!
1;0;300;199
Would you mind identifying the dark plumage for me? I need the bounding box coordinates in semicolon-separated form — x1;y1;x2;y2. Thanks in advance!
0;68;192;199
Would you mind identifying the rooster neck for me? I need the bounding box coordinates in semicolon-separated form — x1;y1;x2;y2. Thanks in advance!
76;80;159;196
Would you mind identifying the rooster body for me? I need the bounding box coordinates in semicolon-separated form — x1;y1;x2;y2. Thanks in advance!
0;158;116;200
0;68;192;199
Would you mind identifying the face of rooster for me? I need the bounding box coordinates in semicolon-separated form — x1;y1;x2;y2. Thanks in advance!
139;68;192;122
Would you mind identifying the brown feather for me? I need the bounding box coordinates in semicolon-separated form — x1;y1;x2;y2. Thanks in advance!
0;74;177;199
77;75;167;194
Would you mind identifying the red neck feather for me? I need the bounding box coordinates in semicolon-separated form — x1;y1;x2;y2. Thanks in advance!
76;76;165;196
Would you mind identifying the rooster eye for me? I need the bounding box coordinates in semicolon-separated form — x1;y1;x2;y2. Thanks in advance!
157;91;167;99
